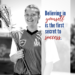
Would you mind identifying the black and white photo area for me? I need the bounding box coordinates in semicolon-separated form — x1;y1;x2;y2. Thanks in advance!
71;0;75;73
1;0;42;75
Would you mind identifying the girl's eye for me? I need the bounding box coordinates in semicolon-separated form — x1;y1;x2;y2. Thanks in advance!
32;14;36;16
25;14;37;17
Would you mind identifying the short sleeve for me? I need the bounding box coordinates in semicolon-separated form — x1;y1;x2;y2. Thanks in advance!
45;39;60;63
9;38;17;57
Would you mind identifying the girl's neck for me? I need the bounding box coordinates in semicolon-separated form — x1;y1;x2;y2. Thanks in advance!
27;26;37;32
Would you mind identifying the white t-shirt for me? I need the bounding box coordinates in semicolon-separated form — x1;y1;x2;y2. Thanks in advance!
9;31;59;64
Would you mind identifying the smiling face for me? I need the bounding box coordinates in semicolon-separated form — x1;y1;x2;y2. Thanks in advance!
25;5;40;29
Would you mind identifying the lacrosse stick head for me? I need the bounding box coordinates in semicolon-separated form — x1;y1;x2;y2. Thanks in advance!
1;4;11;27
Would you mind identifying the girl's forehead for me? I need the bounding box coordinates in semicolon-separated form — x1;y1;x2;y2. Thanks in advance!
25;8;39;13
25;9;38;14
